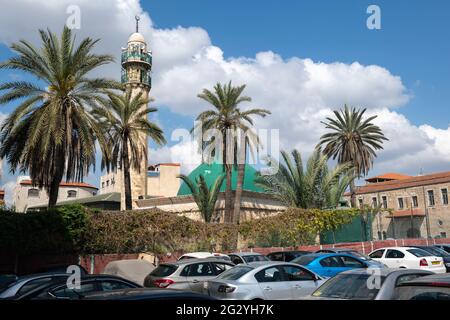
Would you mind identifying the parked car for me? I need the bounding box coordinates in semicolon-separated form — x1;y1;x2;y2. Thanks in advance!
84;288;216;300
0;273;71;299
204;261;326;300
0;274;18;293
102;259;156;286
266;251;311;262
394;273;450;300
433;244;450;254
291;253;384;278
308;268;433;300
144;258;234;293
12;275;141;300
315;248;373;261
368;247;446;274
406;245;450;272
228;252;269;265
178;252;231;261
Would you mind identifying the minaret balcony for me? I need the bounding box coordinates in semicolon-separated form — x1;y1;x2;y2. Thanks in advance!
121;51;152;66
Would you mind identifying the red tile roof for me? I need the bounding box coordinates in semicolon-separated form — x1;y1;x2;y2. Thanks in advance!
19;180;98;190
365;173;412;182
353;171;450;195
386;209;426;218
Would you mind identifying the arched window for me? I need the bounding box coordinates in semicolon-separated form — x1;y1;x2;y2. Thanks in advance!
67;190;77;198
28;189;39;198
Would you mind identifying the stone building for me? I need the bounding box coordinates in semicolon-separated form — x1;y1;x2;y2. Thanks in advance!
344;171;450;240
14;176;98;212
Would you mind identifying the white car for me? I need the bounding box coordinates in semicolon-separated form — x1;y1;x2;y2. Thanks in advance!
368;247;446;274
178;252;230;261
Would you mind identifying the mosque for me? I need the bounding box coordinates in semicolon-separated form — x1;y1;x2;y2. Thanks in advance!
97;18;286;221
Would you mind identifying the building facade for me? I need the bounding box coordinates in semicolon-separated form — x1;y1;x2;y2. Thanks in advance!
100;163;181;199
344;172;450;240
14;176;98;212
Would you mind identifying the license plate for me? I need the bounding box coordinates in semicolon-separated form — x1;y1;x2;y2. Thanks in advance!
432;261;441;265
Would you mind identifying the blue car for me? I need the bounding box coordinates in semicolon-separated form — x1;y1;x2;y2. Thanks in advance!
291;253;385;278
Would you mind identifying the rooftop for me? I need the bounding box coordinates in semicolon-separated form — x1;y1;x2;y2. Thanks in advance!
350;171;450;195
19;180;98;190
365;173;413;183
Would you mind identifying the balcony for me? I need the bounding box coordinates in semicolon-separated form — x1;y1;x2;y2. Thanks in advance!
121;70;151;87
121;51;152;66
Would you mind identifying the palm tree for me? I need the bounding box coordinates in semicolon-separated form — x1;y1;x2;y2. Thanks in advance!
195;81;270;223
177;174;226;223
0;26;120;207
319;105;388;207
93;89;166;210
254;148;353;209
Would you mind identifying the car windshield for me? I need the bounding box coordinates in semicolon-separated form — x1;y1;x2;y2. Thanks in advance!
292;255;317;266
243;255;268;263
312;273;386;300
407;249;433;257
150;264;178;277
217;266;253;280
395;286;450;300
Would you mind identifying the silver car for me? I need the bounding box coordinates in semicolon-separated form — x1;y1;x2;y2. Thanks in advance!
307;268;433;300
0;273;70;299
204;261;326;300
228;252;269;265
143;258;234;293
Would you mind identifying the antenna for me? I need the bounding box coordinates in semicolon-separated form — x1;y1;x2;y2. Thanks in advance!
135;15;140;33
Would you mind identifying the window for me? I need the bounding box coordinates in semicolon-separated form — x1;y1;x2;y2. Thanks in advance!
51;282;96;299
187;263;214;277
412;196;419;208
428;190;435;206
369;250;385;259
406;249;431;257
242;255;268;263
229;255;244;265
67;190;77;198
27;188;39;198
441;189;448;205
395;274;426;287
217;266;252;280
382;196;388;209
398;198;404;209
372;197;378;208
267;252;284;261
340;256;365;268
150;264;177;277
281;265;314;281
106;180;110;187
441;232;447;238
319;256;344;268
212;263;233;275
386;250;405;259
102;182;105;189
100;281;135;291
255;267;282;283
358;198;364;208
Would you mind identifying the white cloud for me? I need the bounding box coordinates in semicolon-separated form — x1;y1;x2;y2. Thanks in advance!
1;181;15;207
0;0;449;180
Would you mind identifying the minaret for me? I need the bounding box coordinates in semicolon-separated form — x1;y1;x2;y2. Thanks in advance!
120;16;152;209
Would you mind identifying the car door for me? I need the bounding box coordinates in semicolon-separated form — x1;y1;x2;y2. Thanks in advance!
318;256;346;277
384;249;405;268
255;266;291;300
280;265;321;299
186;262;216;293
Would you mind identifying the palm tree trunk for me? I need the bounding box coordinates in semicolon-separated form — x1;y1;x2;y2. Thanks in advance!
233;134;246;224
48;149;65;208
123;139;133;211
225;164;233;223
350;179;357;208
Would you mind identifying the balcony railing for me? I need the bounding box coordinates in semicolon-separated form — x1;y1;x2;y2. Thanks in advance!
121;70;151;87
121;51;152;65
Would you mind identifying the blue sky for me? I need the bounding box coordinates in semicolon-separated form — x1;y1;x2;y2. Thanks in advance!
0;0;450;203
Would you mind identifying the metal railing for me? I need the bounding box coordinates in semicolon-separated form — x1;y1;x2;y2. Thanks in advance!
121;51;152;65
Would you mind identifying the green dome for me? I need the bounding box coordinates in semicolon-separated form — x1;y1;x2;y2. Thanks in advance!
177;162;263;196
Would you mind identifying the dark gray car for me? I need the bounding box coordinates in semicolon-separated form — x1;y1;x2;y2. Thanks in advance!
0;273;70;299
228;252;269;265
307;268;433;300
144;258;234;293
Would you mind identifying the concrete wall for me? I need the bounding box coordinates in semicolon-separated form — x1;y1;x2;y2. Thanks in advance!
147;164;180;197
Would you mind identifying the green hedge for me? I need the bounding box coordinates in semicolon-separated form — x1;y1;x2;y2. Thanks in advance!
0;205;358;255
